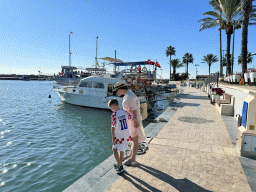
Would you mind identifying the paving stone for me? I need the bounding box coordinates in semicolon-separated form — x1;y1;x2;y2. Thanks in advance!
67;87;252;192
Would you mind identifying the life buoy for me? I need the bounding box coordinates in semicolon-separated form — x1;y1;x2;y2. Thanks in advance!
131;65;136;71
142;67;147;73
126;76;133;84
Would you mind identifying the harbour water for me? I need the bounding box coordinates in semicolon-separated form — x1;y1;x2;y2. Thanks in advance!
0;80;176;192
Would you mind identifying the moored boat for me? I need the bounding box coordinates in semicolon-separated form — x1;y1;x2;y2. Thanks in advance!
54;70;147;110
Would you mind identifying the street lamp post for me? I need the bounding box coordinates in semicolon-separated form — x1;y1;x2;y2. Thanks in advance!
217;71;219;87
195;64;199;88
222;49;229;76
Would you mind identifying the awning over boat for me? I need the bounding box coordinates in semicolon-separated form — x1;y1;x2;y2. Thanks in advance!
99;57;124;63
111;61;152;66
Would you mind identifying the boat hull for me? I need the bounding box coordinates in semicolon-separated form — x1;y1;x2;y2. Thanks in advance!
55;89;124;109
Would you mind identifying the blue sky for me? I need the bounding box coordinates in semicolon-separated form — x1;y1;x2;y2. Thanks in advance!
0;0;255;79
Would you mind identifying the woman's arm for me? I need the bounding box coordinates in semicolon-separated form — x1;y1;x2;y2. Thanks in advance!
132;109;140;128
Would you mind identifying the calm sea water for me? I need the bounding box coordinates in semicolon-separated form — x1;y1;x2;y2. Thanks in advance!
0;80;114;192
0;80;174;192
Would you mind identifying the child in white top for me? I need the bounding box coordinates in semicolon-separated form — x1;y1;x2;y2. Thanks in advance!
108;98;133;174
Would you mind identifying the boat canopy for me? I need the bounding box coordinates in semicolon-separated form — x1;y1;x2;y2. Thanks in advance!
99;57;124;63
110;61;152;66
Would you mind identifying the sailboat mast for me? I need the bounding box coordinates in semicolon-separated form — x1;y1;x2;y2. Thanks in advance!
114;50;116;73
96;36;98;67
69;34;71;66
69;32;73;67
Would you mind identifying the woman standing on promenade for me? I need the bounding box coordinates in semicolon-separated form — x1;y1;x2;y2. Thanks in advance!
114;82;145;166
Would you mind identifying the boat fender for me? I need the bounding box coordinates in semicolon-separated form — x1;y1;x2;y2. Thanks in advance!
140;103;148;121
126;76;133;84
142;67;147;73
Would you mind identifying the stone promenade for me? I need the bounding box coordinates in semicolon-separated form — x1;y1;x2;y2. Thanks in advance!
106;87;252;192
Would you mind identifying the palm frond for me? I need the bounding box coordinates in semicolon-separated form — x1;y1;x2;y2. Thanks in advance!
203;11;222;19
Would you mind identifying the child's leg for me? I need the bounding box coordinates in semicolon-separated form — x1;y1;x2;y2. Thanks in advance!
127;141;134;159
119;151;124;166
113;148;119;164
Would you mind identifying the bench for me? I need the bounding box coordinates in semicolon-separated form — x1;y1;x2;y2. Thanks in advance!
215;93;234;116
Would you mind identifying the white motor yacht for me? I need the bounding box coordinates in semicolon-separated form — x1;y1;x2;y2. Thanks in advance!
54;70;147;109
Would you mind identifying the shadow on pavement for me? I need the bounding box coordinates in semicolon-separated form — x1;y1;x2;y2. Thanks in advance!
122;163;211;192
176;95;210;100
170;102;201;107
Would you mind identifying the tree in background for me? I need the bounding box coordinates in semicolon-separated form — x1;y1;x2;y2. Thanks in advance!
165;46;176;81
182;53;194;77
199;0;241;76
171;59;184;81
202;54;219;78
238;51;253;66
240;0;256;78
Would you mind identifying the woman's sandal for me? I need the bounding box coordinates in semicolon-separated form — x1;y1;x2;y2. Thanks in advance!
124;159;137;166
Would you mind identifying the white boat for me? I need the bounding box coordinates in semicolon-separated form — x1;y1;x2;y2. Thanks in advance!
54;65;92;85
55;35;107;85
54;70;147;109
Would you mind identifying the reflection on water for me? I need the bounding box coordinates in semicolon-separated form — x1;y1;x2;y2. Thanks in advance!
0;81;113;192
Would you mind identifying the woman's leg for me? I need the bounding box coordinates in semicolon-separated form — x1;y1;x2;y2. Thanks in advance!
130;135;139;162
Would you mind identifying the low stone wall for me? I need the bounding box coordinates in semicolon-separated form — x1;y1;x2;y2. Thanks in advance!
218;85;251;120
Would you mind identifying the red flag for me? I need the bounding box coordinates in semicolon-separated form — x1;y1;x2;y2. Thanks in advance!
70;31;73;34
155;61;161;68
137;65;141;71
58;72;63;76
97;36;98;38
147;59;155;65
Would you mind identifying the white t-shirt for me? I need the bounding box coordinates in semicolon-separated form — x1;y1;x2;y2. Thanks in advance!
111;109;133;151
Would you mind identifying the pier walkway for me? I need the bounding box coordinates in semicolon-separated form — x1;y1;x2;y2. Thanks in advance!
106;87;251;192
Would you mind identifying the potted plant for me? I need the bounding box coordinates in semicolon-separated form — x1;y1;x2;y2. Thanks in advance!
211;88;224;103
244;70;249;83
249;69;256;83
239;78;245;85
233;73;241;83
228;74;232;83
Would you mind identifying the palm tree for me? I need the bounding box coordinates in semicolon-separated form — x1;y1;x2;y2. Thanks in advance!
240;0;256;79
238;51;254;65
165;46;176;81
202;54;219;77
182;53;194;77
209;0;223;76
223;53;233;75
199;0;242;76
171;59;184;81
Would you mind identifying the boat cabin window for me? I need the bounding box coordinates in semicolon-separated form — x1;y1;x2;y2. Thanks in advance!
93;82;104;89
107;84;117;96
79;82;92;88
